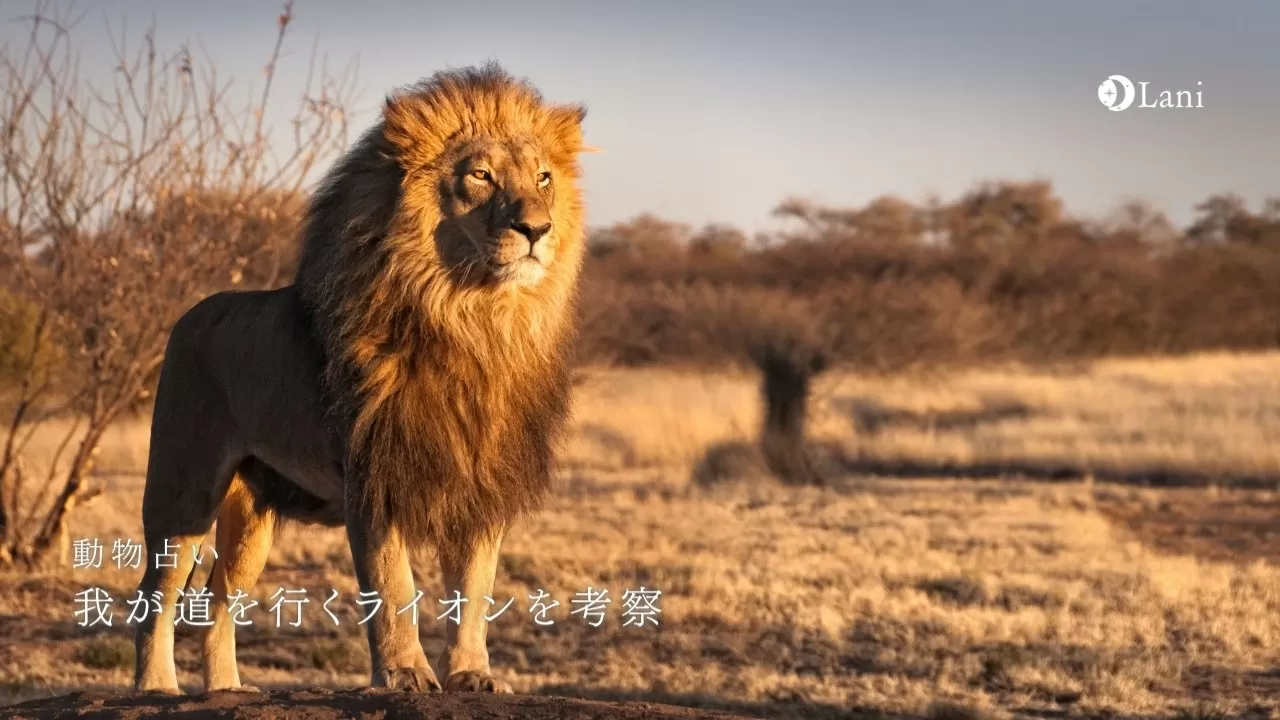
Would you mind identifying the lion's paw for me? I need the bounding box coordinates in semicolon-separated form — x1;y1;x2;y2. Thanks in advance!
380;666;442;693
136;687;183;697
444;670;513;694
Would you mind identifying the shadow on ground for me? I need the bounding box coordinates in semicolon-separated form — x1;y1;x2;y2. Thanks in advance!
837;396;1035;436
691;434;1280;569
1096;489;1280;566
838;394;1280;488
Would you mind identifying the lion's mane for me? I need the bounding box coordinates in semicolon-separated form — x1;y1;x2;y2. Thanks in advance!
293;64;588;552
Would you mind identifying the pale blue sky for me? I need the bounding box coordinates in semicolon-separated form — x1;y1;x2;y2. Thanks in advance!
5;0;1278;231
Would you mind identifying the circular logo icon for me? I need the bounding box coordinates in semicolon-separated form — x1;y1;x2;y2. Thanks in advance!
1098;74;1135;112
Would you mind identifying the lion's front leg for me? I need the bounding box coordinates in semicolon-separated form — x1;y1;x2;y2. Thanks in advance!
435;530;513;693
346;506;440;692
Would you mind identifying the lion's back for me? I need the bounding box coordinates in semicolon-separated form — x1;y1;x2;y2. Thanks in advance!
154;286;341;502
164;286;324;390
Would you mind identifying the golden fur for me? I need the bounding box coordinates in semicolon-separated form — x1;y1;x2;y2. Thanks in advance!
295;62;589;553
133;64;591;694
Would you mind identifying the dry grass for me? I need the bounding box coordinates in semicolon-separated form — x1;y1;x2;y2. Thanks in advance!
3;351;1280;718
568;351;1280;483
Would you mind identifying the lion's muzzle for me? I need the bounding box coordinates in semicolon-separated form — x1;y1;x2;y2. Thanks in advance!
491;205;555;286
511;218;551;245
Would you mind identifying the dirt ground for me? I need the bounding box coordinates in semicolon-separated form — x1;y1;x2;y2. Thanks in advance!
4;477;1277;720
1;688;763;720
4;357;1280;719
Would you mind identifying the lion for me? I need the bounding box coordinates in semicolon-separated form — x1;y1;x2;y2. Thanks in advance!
132;63;591;695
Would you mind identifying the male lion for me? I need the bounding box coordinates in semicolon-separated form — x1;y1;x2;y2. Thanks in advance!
133;64;590;695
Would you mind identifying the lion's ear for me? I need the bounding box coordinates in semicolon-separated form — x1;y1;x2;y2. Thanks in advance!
382;93;449;168
557;104;587;128
558;106;604;155
544;103;588;157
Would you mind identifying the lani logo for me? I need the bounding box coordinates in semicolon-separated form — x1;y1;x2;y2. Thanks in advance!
1097;75;1203;112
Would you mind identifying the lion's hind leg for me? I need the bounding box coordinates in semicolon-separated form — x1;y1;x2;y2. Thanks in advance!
133;326;246;694
133;458;241;693
202;466;276;691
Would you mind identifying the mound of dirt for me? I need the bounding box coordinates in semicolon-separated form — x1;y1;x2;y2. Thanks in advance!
3;689;753;720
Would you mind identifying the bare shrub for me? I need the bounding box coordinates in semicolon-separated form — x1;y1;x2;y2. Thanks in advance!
0;1;354;567
577;184;1280;371
755;339;827;486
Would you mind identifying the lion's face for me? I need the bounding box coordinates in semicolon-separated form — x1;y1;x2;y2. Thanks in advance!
432;139;569;289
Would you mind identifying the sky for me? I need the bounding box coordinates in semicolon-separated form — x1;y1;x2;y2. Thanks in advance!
4;0;1278;232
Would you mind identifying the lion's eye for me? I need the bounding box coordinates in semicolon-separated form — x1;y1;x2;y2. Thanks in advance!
469;169;492;182
536;171;551;188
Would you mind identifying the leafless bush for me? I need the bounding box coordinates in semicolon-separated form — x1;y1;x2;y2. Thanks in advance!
577;184;1280;371
0;1;355;566
754;340;827;486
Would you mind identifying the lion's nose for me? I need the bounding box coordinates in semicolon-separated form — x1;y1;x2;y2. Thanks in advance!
511;220;552;245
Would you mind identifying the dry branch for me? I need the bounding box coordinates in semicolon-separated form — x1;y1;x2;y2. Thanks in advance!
0;0;355;567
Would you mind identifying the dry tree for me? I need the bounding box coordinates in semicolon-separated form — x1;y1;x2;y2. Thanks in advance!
0;0;356;567
751;335;829;487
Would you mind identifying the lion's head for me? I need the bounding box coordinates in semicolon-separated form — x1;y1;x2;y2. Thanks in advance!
296;62;595;363
405;122;570;290
380;64;588;295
